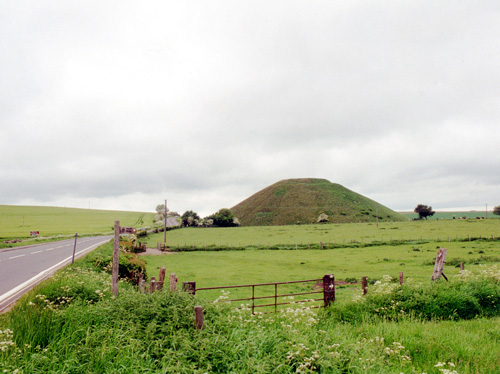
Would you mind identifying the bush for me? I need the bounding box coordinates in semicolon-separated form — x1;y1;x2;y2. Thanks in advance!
323;268;500;323
86;243;147;285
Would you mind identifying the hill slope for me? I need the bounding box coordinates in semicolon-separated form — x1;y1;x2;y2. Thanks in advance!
0;205;155;238
231;178;406;226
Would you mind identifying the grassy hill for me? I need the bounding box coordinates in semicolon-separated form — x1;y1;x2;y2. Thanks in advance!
0;205;155;238
231;178;406;226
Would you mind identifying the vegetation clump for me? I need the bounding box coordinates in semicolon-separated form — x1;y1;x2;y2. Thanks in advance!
324;267;500;323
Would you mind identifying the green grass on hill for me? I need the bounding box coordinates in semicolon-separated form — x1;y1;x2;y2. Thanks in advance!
231;178;406;226
0;205;155;239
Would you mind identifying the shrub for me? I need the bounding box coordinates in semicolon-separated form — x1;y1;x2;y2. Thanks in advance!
323;267;500;323
90;248;147;284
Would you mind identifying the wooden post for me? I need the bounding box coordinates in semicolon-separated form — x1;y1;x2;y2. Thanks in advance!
195;306;204;329
150;276;156;293
138;274;145;293
158;267;166;284
431;248;448;281
399;272;404;285
112;220;120;297
361;276;368;295
170;273;178;291
183;281;196;295
323;274;335;307
460;262;465;271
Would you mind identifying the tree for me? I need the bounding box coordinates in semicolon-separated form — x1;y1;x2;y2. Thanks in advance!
414;204;435;220
493;206;500;216
213;208;236;227
154;204;170;223
181;210;200;227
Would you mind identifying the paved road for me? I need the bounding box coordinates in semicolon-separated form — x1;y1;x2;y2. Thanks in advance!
0;236;112;312
166;217;180;227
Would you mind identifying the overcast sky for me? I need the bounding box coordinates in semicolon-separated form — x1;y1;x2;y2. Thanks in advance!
1;1;499;217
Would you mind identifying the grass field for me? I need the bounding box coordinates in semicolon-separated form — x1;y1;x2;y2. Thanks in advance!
144;239;500;303
0;205;155;239
141;219;500;310
144;218;500;249
401;210;495;220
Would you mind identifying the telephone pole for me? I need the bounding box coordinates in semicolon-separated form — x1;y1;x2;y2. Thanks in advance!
164;199;167;244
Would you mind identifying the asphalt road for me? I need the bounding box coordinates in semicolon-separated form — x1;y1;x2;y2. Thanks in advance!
0;235;112;312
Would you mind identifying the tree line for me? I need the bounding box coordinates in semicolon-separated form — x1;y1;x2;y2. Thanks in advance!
154;204;239;228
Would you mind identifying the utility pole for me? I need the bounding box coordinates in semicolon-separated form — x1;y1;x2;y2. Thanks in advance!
164;199;167;244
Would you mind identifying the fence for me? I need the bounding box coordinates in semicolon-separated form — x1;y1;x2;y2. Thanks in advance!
181;275;336;314
166;235;499;252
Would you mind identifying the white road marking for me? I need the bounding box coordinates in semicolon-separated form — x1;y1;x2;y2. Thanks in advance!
9;254;25;260
0;238;110;309
31;250;43;254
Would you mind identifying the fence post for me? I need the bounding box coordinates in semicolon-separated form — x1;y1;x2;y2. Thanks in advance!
460;262;465;272
158;267;166;284
183;281;196;295
432;248;448;281
399;272;404;285
170;273;178;291
112;220;120;297
195;306;204;329
323;274;335;307
138;274;145;293
361;276;368;295
150;277;156;293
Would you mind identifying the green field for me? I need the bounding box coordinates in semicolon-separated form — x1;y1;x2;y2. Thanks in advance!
401;210;495;220
139;219;500;313
144;235;500;307
145;218;500;249
0;205;155;239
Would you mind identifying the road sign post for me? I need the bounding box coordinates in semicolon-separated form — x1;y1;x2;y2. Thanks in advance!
71;233;78;264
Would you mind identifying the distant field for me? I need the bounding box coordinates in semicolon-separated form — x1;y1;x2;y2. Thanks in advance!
401;210;495;220
145;218;500;249
0;205;155;239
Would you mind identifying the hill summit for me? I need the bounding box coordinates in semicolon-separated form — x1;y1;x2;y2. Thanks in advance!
231;178;406;226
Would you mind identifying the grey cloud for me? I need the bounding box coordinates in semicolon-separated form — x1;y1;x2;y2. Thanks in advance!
1;1;500;215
